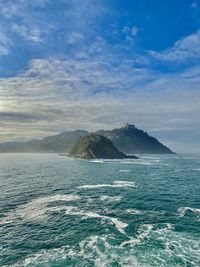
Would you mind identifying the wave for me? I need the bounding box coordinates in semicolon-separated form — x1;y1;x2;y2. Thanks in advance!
89;159;105;163
3;222;200;267
126;209;143;215
9;235;142;267
120;224;153;248
119;223;172;249
77;180;137;189
120;161;156;165
89;159;123;164
100;195;122;202
177;207;200;217
63;207;128;234
114;180;137;187
120;222;199;266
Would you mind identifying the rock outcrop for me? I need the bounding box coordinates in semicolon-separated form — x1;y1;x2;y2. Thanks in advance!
69;134;138;159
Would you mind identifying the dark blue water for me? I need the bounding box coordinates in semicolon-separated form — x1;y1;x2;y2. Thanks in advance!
0;154;200;267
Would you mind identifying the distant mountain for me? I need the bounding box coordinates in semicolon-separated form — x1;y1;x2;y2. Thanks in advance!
96;123;174;154
0;124;174;154
69;134;138;159
0;130;88;153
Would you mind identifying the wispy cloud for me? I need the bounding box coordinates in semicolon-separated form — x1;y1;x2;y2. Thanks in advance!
0;29;10;55
0;0;111;57
149;29;200;63
11;24;42;43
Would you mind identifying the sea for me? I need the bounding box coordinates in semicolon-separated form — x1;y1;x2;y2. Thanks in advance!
0;153;200;267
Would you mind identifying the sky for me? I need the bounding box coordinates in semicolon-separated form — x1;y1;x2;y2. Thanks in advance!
0;0;200;153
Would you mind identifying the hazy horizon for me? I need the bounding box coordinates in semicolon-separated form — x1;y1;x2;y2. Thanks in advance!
0;122;198;154
0;0;200;153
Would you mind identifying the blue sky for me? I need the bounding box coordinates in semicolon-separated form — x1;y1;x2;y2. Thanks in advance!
0;0;200;152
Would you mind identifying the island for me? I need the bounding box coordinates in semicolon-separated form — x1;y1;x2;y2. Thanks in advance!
69;134;138;159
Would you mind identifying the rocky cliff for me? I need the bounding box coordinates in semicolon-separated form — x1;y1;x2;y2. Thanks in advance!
69;134;138;159
96;123;174;154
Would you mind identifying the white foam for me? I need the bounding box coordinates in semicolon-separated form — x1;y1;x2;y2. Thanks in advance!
10;223;199;267
1;194;128;234
78;235;142;267
126;209;143;215
119;220;200;267
120;161;155;165
120;224;153;248
77;180;137;189
89;159;105;163
100;195;122;202
10;245;72;267
108;217;128;234
114;180;136;187
151;223;200;266
77;184;113;189
64;208;128;234
193;168;200;171
177;207;200;217
0;194;80;223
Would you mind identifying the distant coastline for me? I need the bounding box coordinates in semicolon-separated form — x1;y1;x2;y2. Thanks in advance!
0;123;175;154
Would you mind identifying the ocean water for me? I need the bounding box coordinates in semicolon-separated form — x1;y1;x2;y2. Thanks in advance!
0;154;200;267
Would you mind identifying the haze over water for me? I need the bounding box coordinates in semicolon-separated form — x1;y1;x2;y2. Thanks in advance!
1;153;199;267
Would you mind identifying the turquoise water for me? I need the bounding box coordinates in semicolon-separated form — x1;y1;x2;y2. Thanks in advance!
0;153;200;267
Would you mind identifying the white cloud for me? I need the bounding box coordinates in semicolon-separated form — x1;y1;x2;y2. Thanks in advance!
122;26;140;42
123;26;140;36
0;0;51;18
0;0;110;56
11;24;42;43
149;29;200;63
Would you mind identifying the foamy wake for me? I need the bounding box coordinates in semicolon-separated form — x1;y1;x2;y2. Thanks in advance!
77;180;137;189
0;194;127;235
63;207;128;234
10;235;142;267
177;207;200;217
0;194;80;223
7;222;200;267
